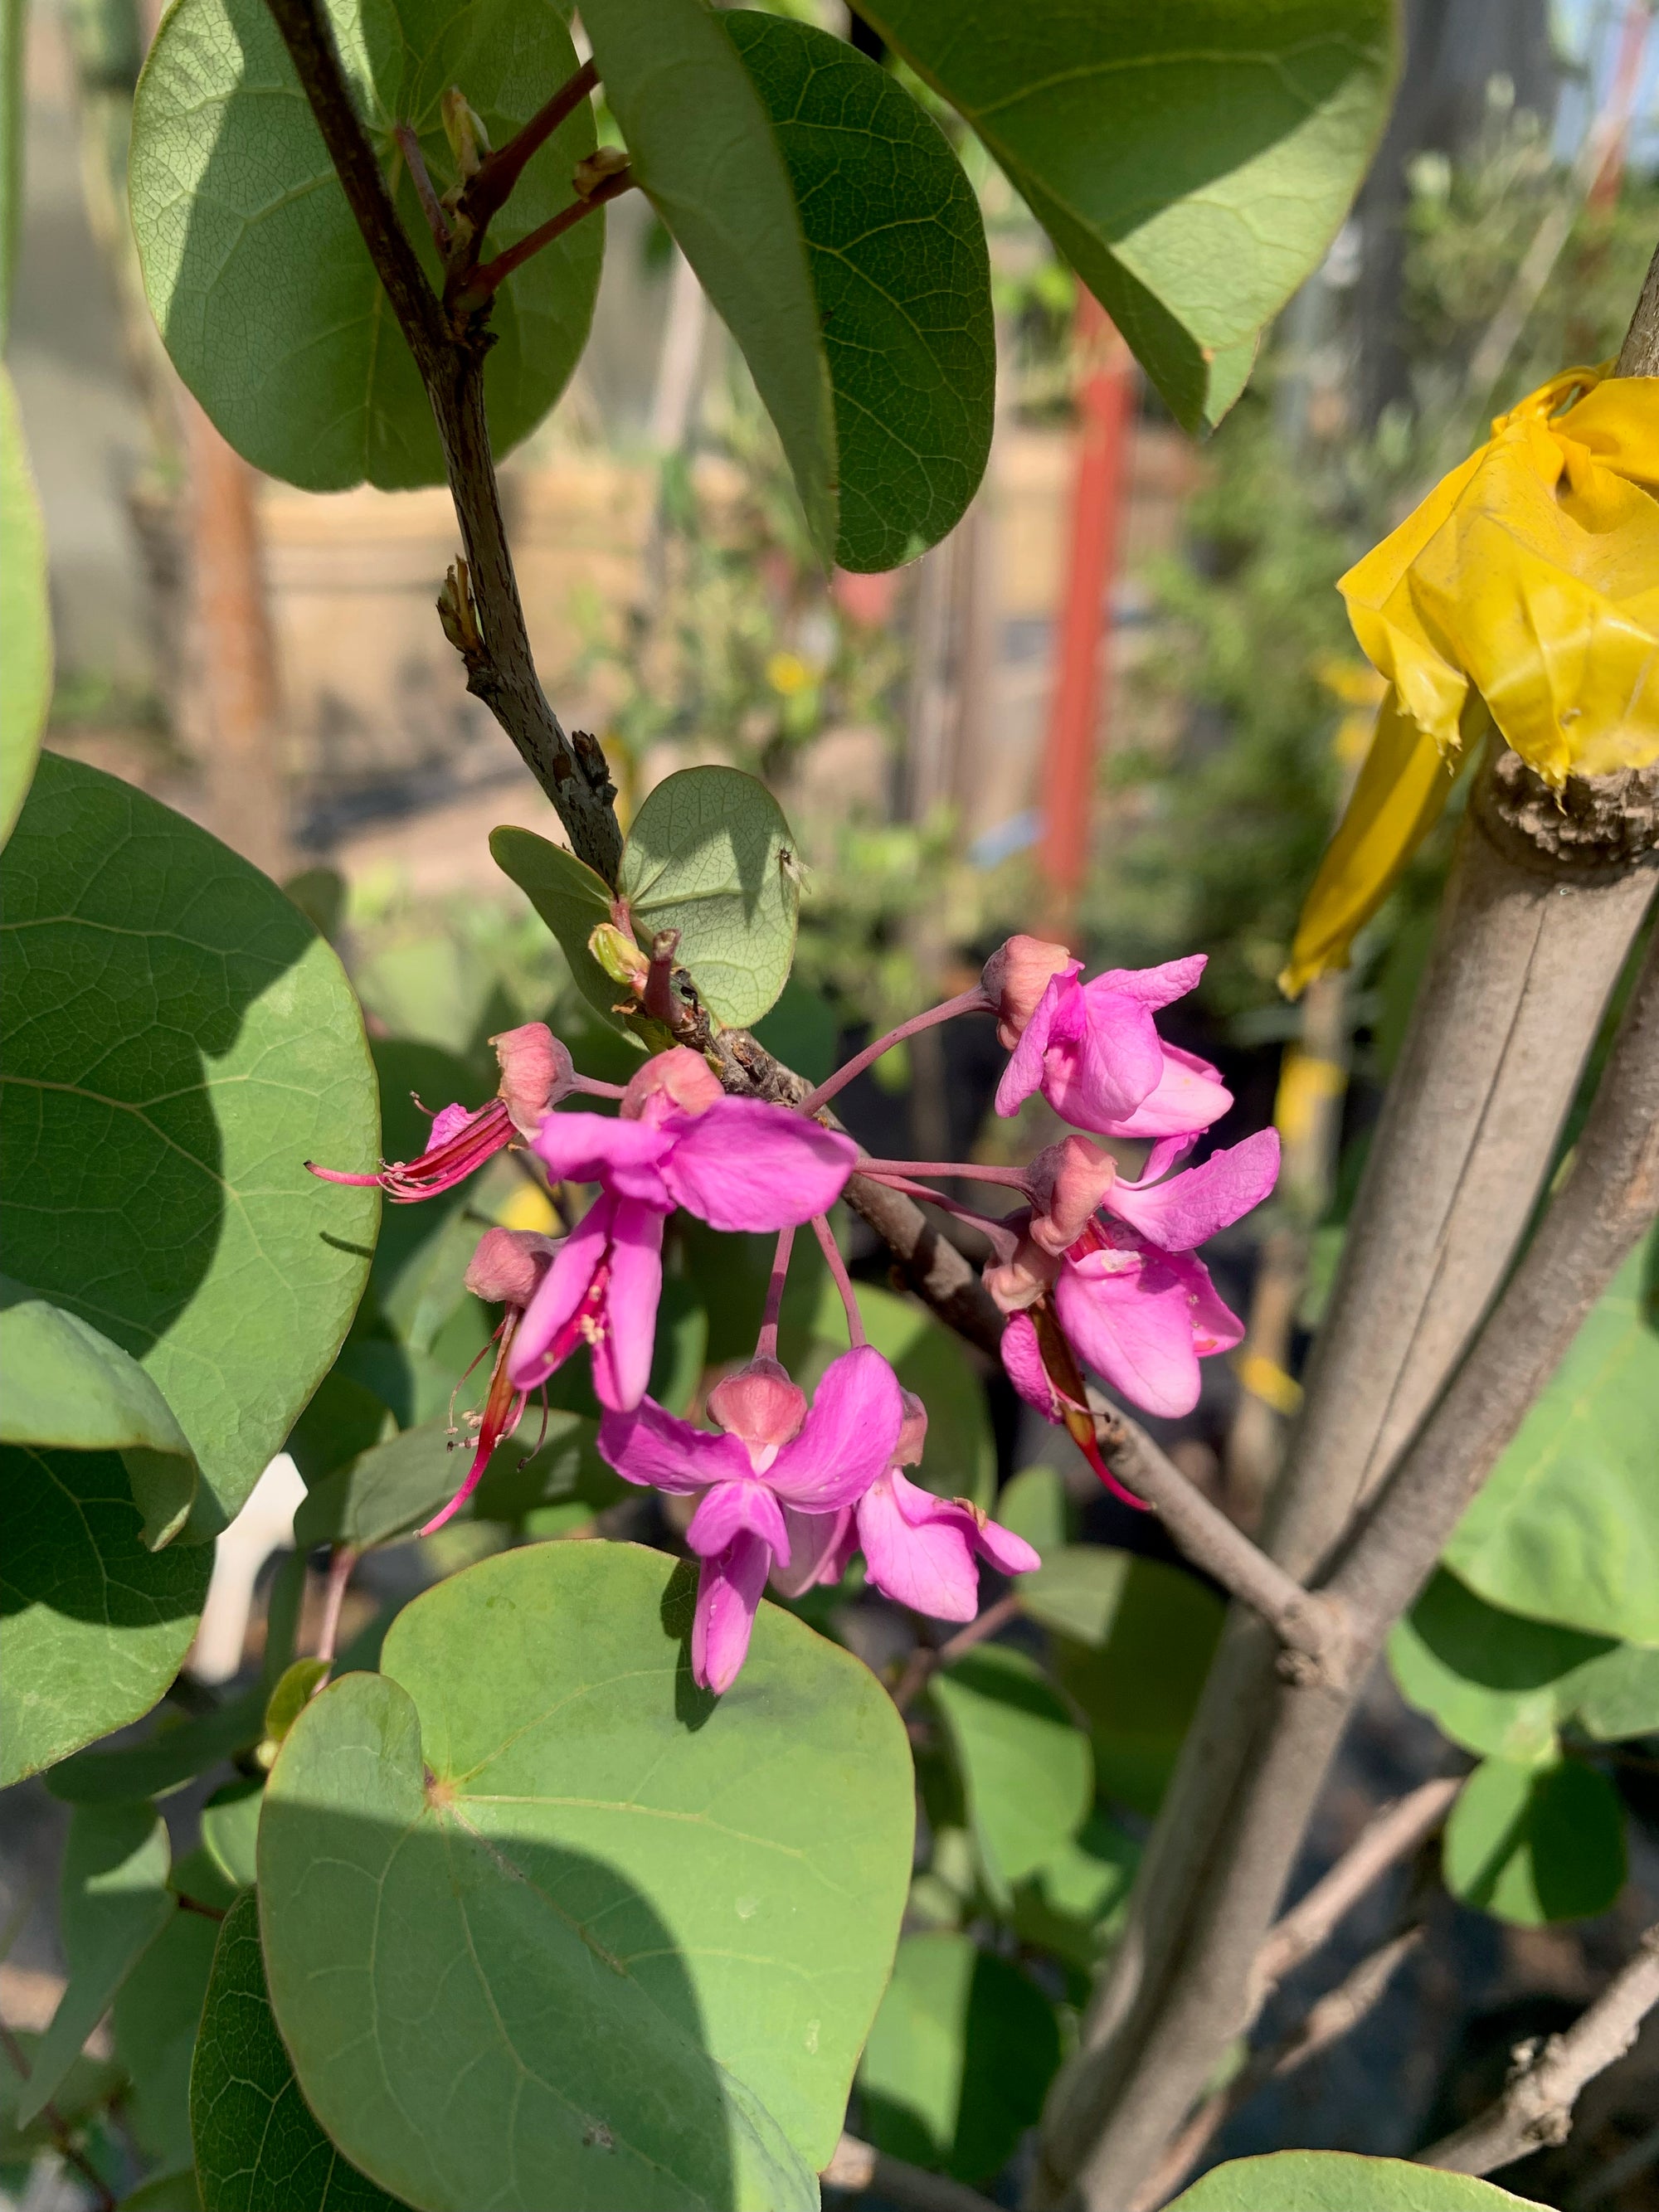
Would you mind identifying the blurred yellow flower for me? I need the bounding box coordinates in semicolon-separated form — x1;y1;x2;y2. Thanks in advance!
1282;367;1659;998
766;650;813;698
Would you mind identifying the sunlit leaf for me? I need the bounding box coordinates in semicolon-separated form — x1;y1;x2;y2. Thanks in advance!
931;1644;1092;1899
0;367;50;840
1442;1756;1626;1927
1165;2151;1550;2210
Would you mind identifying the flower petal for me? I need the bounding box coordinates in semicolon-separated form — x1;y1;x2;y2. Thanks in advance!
686;1479;791;1564
1043;987;1165;1127
1105;1129;1280;1251
994;970;1067;1116
530;1111;674;1207
857;1471;979;1621
1057;1251;1202;1419
661;1099;857;1231
974;1515;1042;1578
1165;1249;1247;1356
1097;1046;1232;1140
769;1505;854;1597
508;1193;612;1388
590;1199;664;1412
1089;954;1207;1009
596;1396;752;1494
691;1533;771;1694
1000;1312;1066;1422
767;1345;904;1508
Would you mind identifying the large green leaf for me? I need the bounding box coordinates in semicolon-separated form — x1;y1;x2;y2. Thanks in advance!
857;1932;1060;2185
259;1541;913;2208
111;1909;221;2171
723;12;993;572
0;1292;197;1544
1050;1553;1224;1816
1389;1568;1659;1767
129;0;600;490
930;1644;1092;1899
0;367;50;842
489;826;627;1028
581;0;835;558
1165;2151;1548;2210
855;0;1397;432
193;1892;408;2212
0;755;379;1527
1442;1756;1627;1927
0;1446;213;1783
19;1804;175;2127
1445;1235;1659;1646
618;767;799;1031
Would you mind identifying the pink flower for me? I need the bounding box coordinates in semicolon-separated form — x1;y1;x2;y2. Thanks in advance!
308;1023;575;1200
994;956;1230;1137
853;1393;1039;1621
598;1347;904;1691
980;935;1079;1048
421;1228;561;1535
508;1048;858;1412
986;1129;1278;1419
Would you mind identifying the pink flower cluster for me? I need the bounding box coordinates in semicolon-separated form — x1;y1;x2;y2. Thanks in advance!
309;933;1278;1693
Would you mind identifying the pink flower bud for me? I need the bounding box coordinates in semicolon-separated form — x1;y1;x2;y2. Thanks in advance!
895;1389;928;1467
707;1357;810;1448
491;1022;576;1138
621;1046;724;1123
1027;1135;1117;1256
463;1226;560;1309
983;1228;1061;1315
980;935;1078;1049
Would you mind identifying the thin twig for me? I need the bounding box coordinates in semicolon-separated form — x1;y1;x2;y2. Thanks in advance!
1418;1924;1659;2176
454;54;600;241
892;1592;1021;1715
0;2021;119;2212
314;1543;358;1669
393;121;450;253
451;164;634;311
823;2131;1002;2212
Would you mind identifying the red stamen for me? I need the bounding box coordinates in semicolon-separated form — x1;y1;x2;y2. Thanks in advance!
421;1318;525;1535
308;1096;514;1203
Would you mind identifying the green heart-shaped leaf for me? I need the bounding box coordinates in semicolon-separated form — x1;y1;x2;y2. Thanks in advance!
489;824;628;1028
1443;1756;1627;1927
1;369;49;843
723;12;993;572
260;1541;914;2206
931;1645;1092;1899
0;1446;213;1782
620;767;798;1029
130;0;600;489
193;1890;409;2212
855;0;1397;432
0;755;379;1527
1165;2151;1550;2210
1445;1231;1659;1646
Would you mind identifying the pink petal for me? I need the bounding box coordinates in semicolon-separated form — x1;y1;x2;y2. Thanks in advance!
769;1505;854;1597
686;1479;791;1564
708;1359;809;1448
975;1515;1042;1578
1094;1045;1231;1140
1104;1128;1280;1251
993;970;1068;1116
428;1101;475;1148
661;1099;857;1231
1057;1250;1202;1419
530;1111;674;1208
767;1345;904;1509
1122;1130;1200;1187
590;1198;664;1412
1165;1249;1247;1355
508;1194;612;1388
596;1396;752;1494
1089;955;1206;1009
857;1471;979;1621
1000;1313;1066;1422
1043;989;1165;1128
692;1533;771;1694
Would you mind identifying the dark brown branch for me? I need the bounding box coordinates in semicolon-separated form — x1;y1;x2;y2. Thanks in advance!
451;164;634;312
824;2132;1002;2212
1418;1924;1659;2176
455;55;599;241
262;0;624;882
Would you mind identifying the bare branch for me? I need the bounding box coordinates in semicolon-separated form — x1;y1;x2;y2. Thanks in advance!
1419;1925;1659;2176
1615;240;1659;376
823;2133;1003;2212
893;1592;1021;1716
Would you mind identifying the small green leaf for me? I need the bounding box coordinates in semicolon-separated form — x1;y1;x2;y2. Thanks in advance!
857;1932;1060;2184
262;1657;331;1748
259;1542;913;2205
0;367;50;840
1165;2151;1550;2210
192;1891;407;2212
581;0;836;558
619;767;800;1029
995;1466;1068;1557
0;1446;213;1784
855;0;1398;432
19;1804;175;2127
1010;1807;1138;1976
1019;1544;1132;1646
931;1645;1092;1899
1389;1571;1659;1762
723;12;994;571
489;824;629;1028
1443;1757;1627;1926
130;0;600;489
1051;1554;1225;1817
1445;1233;1659;1646
112;1909;221;2171
201;1777;264;1890
1;756;379;1528
47;1685;266;1804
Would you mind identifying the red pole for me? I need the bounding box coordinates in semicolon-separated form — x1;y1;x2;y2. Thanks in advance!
1039;291;1136;922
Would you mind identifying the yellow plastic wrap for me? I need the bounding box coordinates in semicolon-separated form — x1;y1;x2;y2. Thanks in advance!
1282;368;1659;998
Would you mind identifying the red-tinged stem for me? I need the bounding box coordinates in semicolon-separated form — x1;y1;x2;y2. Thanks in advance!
757;1224;795;1363
314;1544;358;1667
456;55;599;239
860;1158;1030;1189
394;121;450;253
812;1214;865;1349
799;987;993;1115
451;166;634;311
859;1169;1020;1262
570;1073;628;1101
